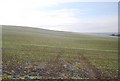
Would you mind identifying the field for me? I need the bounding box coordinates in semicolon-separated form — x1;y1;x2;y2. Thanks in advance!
2;25;118;79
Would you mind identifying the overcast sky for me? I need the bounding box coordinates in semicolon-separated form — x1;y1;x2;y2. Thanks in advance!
0;0;118;32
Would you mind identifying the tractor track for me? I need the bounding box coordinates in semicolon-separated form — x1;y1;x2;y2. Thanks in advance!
79;54;104;79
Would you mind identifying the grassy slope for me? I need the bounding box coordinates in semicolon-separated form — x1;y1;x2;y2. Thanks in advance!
2;25;118;79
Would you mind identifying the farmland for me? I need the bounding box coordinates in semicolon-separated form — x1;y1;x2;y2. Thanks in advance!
2;25;118;79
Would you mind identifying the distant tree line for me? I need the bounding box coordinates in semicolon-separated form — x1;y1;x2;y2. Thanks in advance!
111;34;120;37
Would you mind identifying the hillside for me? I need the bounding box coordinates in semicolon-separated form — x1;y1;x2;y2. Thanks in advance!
2;25;118;51
2;25;118;79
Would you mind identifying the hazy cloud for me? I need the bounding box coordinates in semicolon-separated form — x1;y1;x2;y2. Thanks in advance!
0;0;118;32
